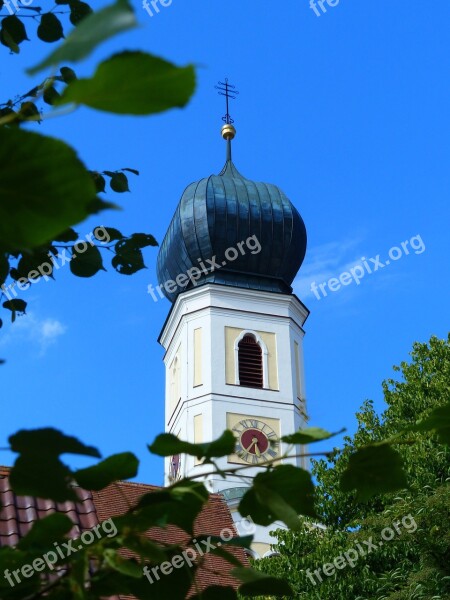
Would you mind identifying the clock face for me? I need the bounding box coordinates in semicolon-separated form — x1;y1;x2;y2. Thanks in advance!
232;419;279;464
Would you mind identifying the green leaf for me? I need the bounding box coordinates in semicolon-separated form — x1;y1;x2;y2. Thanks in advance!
17;250;55;281
129;232;158;248
340;444;408;501
96;227;122;241
112;245;145;275
69;551;90;599
1;16;28;47
124;480;208;534
9;428;100;458
110;172;129;192
19;101;40;121
69;0;93;25
2;299;27;322
89;571;135;598
28;0;137;75
110;234;156;275
37;13;64;43
239;465;316;528
282;426;344;445
0;27;19;54
408;402;450;445
149;430;236;461
0;254;9;285
60;66;77;82
0;106;18;123
91;561;196;599
0;128;97;250
58;51;196;115
0;547;40;596
18;514;73;551
53;228;79;242
9;429;100;502
70;244;105;277
103;550;142;578
91;171;106;193
43;86;61;105
10;454;77;502
121;534;167;563
233;567;293;597
87;197;119;215
75;452;139;490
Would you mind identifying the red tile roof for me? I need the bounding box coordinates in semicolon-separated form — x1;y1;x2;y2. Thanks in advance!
0;467;247;598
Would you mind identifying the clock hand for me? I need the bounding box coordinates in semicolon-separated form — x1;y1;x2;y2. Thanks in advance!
244;440;256;453
244;437;261;456
252;437;261;457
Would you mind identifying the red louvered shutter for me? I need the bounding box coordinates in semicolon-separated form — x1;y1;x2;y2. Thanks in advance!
238;335;263;388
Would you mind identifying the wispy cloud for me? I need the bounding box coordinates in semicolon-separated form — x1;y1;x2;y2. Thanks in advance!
294;232;425;304
293;236;364;300
38;319;67;350
0;314;67;355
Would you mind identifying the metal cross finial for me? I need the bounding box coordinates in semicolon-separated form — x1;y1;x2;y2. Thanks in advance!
215;78;239;125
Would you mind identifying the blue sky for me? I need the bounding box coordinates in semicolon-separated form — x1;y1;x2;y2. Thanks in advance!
1;0;449;483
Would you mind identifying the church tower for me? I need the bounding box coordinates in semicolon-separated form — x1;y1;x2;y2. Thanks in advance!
156;95;309;557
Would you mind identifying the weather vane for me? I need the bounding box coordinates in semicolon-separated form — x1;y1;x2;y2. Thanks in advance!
215;78;239;125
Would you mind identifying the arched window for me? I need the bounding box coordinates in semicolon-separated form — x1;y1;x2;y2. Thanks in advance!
233;330;269;389
238;334;263;388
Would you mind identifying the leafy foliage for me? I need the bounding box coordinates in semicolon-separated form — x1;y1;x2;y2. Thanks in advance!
149;430;236;461
2;378;448;599
0;1;195;329
58;51;196;115
27;0;136;74
0;67;75;124
1;428;297;598
281;427;344;445
0;14;29;53
0;0;94;54
239;466;316;529
255;335;450;600
0;127;98;250
340;443;408;501
1;1;448;599
0;228;156;324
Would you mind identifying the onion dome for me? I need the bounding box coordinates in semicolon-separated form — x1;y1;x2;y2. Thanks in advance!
156;126;307;303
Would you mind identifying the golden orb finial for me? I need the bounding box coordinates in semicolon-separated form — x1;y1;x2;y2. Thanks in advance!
221;123;236;141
